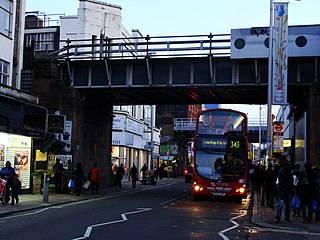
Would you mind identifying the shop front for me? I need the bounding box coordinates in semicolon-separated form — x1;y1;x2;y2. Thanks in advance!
0;92;47;192
0;133;32;189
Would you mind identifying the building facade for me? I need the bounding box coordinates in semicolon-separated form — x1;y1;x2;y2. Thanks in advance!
22;0;160;187
0;0;47;192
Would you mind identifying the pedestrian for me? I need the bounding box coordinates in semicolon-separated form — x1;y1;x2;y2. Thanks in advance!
88;163;100;195
312;167;320;221
129;164;138;188
54;158;64;194
292;163;303;217
73;163;86;196
116;163;125;188
275;162;293;223
253;164;262;191
0;161;15;204
11;173;21;205
112;163;118;186
140;163;148;180
299;162;316;223
264;163;277;208
158;164;165;180
313;167;320;221
66;159;74;193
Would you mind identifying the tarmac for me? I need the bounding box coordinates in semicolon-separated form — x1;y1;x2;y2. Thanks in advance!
1;177;320;236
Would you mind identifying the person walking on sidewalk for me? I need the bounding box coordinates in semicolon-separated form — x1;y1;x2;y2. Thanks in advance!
116;164;125;188
275;162;293;223
74;163;86;196
313;167;320;221
11;173;21;205
292;163;303;217
129;164;138;188
66;160;75;193
264;163;277;208
299;162;316;223
140;164;148;180
88;163;101;195
0;161;15;204
54;158;64;194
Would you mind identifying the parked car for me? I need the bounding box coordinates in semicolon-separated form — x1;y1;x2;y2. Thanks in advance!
184;165;193;183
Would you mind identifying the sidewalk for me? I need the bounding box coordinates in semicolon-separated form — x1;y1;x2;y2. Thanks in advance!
0;177;181;218
251;190;320;234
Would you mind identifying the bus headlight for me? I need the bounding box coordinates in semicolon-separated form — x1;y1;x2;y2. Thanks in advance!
194;185;203;192
236;187;245;193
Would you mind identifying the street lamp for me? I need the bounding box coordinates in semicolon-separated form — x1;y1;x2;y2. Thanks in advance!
266;0;274;165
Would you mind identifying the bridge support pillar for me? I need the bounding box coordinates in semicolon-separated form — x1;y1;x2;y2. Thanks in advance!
307;85;320;167
73;91;113;187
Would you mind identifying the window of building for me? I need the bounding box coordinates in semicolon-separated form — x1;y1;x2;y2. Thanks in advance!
143;106;151;123
121;105;133;116
25;32;55;51
0;0;13;37
0;59;10;85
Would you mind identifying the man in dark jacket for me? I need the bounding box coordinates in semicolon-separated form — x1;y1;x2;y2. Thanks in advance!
0;161;15;204
129;164;138;188
116;164;125;188
275;162;293;223
264;163;277;208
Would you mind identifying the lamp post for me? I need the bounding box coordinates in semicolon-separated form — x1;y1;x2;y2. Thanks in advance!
267;0;299;164
259;105;262;162
266;0;274;166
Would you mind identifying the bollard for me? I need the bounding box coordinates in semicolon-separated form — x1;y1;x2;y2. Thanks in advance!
43;173;50;202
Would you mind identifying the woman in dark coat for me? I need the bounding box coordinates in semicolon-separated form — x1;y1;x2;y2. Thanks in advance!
73;163;86;196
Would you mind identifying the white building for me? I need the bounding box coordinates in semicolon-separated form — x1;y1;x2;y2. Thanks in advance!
58;0;160;172
0;0;25;88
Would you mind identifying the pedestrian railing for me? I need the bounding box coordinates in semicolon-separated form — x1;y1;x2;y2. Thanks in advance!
34;33;231;60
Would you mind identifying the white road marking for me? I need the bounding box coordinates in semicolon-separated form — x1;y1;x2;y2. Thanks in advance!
160;198;176;205
0;208;51;220
218;211;247;240
71;207;152;240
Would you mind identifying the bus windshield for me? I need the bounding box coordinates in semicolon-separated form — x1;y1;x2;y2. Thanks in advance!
195;149;246;182
197;110;245;136
195;110;247;182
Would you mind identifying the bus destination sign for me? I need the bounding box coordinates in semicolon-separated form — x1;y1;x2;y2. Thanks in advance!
199;137;242;150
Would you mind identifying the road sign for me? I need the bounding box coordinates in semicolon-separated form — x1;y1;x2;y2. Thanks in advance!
275;124;283;132
273;121;284;134
47;114;66;134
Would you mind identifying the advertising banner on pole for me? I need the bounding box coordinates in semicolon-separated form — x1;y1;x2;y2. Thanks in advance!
272;2;288;105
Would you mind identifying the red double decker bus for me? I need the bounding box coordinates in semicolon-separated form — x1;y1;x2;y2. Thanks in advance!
192;108;248;200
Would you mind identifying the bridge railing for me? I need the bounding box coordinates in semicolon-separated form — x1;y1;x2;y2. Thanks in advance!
37;34;231;60
174;118;267;131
